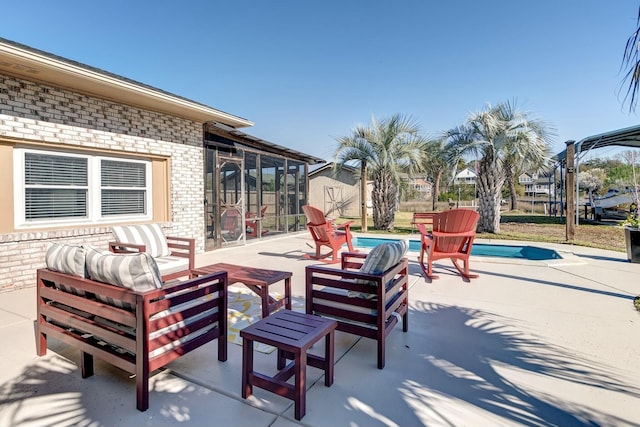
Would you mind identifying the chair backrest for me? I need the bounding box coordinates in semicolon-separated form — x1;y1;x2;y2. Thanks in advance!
222;209;240;230
432;209;479;253
302;205;333;244
302;205;327;226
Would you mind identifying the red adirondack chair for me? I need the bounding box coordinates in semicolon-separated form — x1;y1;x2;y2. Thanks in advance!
246;205;268;237
416;208;480;280
302;205;354;263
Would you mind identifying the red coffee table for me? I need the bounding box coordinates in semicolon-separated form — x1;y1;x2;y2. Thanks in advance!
192;262;291;318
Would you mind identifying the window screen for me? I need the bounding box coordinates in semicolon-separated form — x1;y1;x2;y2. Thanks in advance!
100;159;147;216
24;153;88;219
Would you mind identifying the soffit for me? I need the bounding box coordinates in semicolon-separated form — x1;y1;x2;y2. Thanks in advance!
0;38;253;128
206;122;325;165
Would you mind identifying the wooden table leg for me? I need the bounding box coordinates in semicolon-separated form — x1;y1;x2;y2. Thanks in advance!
260;287;269;319
284;277;291;310
324;330;334;387
242;337;253;398
294;350;307;421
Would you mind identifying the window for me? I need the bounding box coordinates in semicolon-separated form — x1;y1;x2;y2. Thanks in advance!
101;159;147;216
15;149;152;227
24;152;88;219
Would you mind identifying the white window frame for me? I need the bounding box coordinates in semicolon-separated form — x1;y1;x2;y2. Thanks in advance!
14;148;153;228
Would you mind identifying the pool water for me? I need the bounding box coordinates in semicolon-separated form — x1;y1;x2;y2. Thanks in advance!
352;237;562;261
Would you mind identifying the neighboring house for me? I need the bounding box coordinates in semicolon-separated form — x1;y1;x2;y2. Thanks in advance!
0;38;323;292
401;175;432;199
519;172;535;187
308;163;372;218
519;172;555;196
453;168;477;185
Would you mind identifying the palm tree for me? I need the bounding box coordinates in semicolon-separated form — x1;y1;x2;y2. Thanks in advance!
334;114;426;230
621;6;640;111
446;100;552;233
422;138;451;211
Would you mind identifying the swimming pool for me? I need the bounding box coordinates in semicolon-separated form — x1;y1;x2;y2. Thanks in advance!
352;237;562;261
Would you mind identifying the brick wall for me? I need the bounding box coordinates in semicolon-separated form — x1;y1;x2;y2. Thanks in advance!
0;75;206;292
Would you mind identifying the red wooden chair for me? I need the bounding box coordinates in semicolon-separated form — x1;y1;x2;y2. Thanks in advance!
221;209;241;241
416;208;480;280
246;205;268;237
302;205;354;263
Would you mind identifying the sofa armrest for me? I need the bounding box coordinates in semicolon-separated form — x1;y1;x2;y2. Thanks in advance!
109;241;146;253
165;236;195;271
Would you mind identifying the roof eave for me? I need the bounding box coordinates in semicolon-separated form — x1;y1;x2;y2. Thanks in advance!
0;38;253;128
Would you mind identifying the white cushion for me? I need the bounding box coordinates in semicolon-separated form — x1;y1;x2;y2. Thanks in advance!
154;255;190;276
111;224;171;258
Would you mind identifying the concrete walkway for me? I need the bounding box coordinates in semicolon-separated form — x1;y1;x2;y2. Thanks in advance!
1;232;640;426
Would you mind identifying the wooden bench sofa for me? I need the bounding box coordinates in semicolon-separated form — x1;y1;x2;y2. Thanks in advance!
36;243;227;411
305;241;409;369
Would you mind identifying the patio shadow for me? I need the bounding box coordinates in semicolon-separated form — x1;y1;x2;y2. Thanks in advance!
472;268;635;300
397;302;640;426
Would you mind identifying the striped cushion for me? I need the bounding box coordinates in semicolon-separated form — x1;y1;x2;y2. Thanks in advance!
45;243;87;278
349;240;407;299
111;224;171;258
86;247;163;293
359;239;408;280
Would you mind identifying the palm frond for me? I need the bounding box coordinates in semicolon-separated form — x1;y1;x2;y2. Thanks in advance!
619;6;640;112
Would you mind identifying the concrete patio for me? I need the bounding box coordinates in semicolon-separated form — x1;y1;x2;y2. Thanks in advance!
1;232;640;426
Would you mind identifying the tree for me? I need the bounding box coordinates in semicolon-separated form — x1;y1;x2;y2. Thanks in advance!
578;169;605;202
503;148;551;211
334;114;426;230
621;6;640;111
422;138;450;211
445;100;553;233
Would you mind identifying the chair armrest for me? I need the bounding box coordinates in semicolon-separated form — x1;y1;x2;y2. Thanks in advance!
109;241;146;253
415;223;433;236
334;220;354;231
307;258;406;284
341;251;367;269
306;263;384;288
431;230;476;238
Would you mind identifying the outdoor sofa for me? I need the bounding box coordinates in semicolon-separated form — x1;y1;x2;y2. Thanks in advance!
36;243;227;411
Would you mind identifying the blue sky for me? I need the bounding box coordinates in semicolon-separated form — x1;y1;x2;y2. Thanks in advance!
2;1;639;161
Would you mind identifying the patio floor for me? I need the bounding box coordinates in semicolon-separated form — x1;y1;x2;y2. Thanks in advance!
2;232;640;426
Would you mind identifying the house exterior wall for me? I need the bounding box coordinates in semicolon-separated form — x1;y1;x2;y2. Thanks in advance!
309;168;362;217
0;74;205;292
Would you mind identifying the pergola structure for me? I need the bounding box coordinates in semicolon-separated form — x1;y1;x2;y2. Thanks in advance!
555;124;640;239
